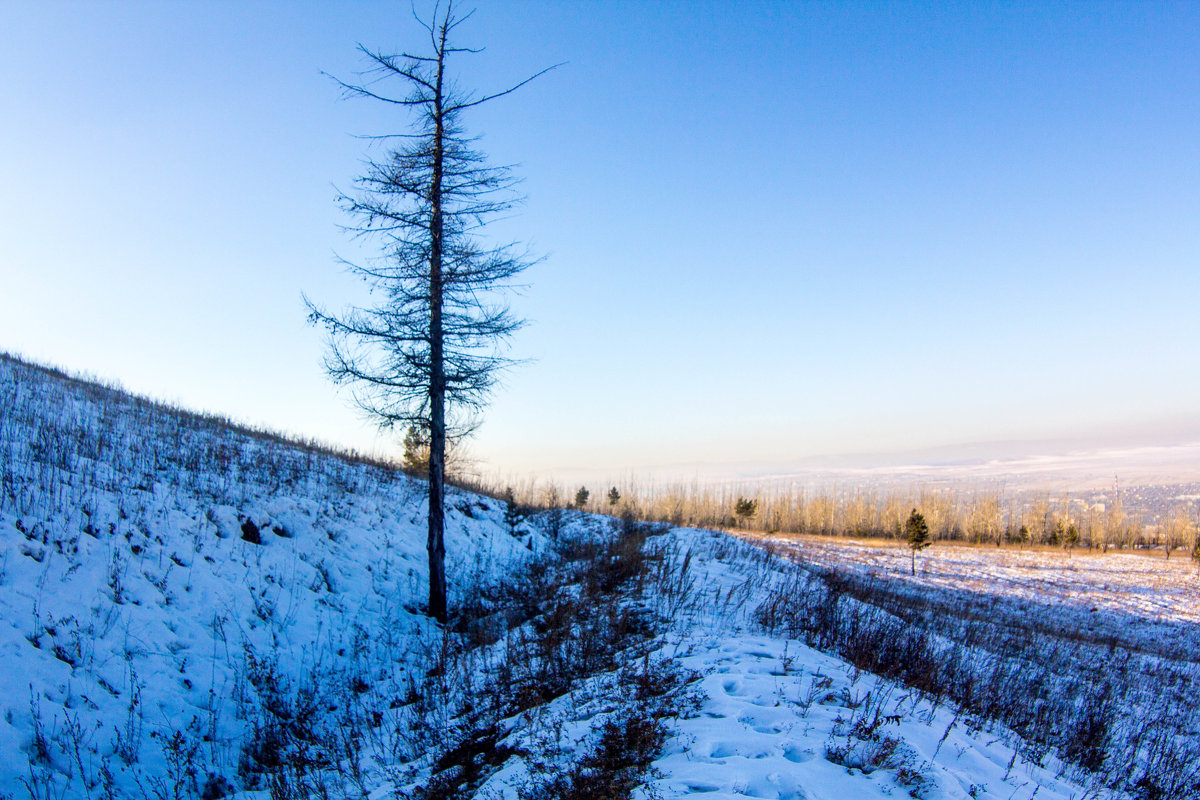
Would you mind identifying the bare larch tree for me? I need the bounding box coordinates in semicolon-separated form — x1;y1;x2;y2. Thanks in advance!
308;3;550;623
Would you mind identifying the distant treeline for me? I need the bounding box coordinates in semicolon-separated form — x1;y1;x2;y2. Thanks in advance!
479;477;1200;556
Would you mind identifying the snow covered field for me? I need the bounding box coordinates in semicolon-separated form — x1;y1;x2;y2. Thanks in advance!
761;535;1200;625
0;354;1183;798
756;534;1200;661
742;531;1200;797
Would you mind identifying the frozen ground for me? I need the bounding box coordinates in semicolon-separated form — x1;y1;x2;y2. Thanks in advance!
0;354;1145;798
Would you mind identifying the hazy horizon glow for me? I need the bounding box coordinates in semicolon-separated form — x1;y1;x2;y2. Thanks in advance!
3;1;1198;485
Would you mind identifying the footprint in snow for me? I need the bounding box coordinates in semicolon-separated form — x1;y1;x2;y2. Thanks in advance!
740;779;776;798
782;745;813;763
710;742;738;758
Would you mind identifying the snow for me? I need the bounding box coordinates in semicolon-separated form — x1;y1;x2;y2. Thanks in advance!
0;356;545;795
0;355;1136;798
654;635;1083;800
631;530;1101;800
758;533;1200;658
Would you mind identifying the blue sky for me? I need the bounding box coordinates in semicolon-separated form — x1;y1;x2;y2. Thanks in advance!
2;1;1198;483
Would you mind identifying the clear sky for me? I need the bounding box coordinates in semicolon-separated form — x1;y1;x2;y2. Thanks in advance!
3;1;1198;484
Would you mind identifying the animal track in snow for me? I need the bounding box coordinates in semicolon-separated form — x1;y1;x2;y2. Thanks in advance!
781;745;813;763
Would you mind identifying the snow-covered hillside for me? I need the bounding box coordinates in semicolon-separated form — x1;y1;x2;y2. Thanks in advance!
0;354;546;796
0;353;1128;799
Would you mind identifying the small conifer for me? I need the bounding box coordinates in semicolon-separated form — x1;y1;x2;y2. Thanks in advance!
503;487;521;535
905;508;931;576
1064;522;1080;552
734;497;758;527
402;426;429;473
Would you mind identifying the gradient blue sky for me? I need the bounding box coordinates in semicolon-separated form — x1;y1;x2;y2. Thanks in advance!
3;1;1198;482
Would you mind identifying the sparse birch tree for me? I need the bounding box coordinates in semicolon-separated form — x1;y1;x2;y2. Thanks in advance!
1162;511;1188;560
308;3;552;623
1104;488;1125;553
967;493;1002;546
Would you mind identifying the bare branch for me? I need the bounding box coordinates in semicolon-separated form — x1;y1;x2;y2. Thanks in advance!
449;63;564;112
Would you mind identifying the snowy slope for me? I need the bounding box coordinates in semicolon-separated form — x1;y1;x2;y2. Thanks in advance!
636;531;1105;800
0;354;1118;799
0;354;543;796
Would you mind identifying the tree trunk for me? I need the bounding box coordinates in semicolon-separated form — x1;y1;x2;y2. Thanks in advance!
426;33;449;625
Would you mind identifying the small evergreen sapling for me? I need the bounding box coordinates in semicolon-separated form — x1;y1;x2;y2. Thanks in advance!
734;497;758;527
402;426;429;474
574;486;590;509
905;508;930;576
503;487;522;536
1064;522;1080;553
607;487;621;506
